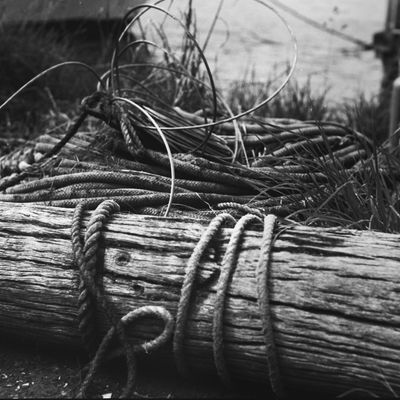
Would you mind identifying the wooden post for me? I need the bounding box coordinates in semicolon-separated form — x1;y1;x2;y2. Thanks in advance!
386;0;400;32
375;0;400;145
0;201;400;397
387;0;400;147
389;76;400;146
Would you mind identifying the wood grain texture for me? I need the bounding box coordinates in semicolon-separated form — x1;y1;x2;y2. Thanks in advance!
0;201;399;396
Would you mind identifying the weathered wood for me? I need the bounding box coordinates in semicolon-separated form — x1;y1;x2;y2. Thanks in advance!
0;201;399;396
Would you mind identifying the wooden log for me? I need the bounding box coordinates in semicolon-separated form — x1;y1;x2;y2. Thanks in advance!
0;201;399;397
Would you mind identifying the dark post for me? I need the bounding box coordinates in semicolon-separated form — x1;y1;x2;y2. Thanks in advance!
373;0;400;100
373;0;400;145
386;0;400;31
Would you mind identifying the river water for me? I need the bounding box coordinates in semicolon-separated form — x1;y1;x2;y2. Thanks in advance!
137;0;387;104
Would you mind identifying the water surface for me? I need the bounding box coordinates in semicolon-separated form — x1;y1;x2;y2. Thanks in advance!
137;0;387;103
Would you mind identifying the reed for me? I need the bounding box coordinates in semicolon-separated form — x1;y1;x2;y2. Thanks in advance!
227;74;332;121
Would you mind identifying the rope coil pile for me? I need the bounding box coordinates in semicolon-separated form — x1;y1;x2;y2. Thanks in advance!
0;101;372;221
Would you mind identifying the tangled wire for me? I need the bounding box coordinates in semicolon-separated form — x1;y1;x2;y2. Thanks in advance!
1;0;392;226
0;100;373;221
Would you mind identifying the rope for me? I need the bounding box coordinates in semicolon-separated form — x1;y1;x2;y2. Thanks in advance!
72;200;122;353
71;200;174;398
215;202;265;219
175;212;286;397
71;203;286;396
118;108;146;157
6;170;243;196
173;213;236;376
268;0;373;50
212;213;262;386
0;112;86;191
256;215;285;397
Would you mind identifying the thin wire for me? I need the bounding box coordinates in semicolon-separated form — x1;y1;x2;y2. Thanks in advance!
268;0;373;50
97;62;243;162
113;96;175;217
0;61;104;112
113;0;298;131
117;39;183;67
112;2;219;136
109;0;165;94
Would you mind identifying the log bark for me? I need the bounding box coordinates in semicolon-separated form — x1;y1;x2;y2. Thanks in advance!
0;201;399;396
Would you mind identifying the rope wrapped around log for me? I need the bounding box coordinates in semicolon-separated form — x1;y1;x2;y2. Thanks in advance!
0;201;400;397
68;197;284;397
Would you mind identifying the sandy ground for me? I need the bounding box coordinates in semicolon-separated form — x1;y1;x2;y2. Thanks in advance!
0;335;268;399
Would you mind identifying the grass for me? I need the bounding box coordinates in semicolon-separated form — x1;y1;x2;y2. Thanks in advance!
0;4;399;233
227;72;390;145
294;145;400;232
227;74;333;122
0;21;139;137
225;72;398;231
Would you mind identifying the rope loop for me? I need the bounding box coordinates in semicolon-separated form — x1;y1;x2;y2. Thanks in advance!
173;213;236;376
121;305;175;354
78;306;174;399
71;200;174;398
72;200;121;355
213;213;262;386
257;214;286;398
175;211;286;397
